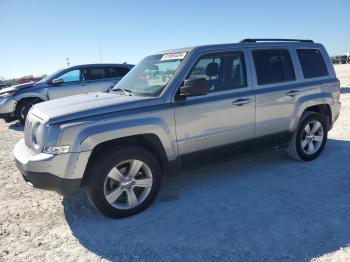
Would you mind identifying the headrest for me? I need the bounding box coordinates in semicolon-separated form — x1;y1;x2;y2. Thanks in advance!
205;62;219;77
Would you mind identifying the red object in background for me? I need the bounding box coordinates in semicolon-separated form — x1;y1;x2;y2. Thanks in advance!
16;75;44;84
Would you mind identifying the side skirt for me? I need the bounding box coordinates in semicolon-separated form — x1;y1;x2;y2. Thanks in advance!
167;131;292;174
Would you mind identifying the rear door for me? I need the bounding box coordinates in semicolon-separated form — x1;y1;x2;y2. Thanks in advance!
48;68;84;99
104;66;131;89
249;47;299;147
82;66;110;93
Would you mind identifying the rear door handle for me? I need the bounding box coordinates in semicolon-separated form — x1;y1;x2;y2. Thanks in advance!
286;90;300;97
232;98;251;106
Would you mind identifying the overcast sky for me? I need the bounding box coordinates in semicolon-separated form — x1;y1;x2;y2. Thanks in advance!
1;0;349;79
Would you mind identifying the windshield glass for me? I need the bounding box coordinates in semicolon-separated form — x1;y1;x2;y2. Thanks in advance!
36;69;64;84
112;53;186;96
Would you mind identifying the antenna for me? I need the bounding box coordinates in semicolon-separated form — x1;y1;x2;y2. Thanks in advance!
98;37;103;63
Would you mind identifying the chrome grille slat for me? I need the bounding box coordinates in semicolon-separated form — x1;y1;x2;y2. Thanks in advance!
24;112;39;150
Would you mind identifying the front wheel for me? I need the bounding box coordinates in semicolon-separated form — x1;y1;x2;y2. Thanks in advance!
15;99;40;124
85;146;162;218
287;112;328;161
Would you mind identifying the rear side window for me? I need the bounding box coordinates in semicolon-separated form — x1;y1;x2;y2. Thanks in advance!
297;49;328;78
105;67;130;78
253;49;295;85
84;67;105;81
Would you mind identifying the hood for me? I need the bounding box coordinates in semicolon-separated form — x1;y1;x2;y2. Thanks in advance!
31;92;158;124
0;82;36;94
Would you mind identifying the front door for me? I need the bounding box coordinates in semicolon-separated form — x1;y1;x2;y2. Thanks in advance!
48;68;85;99
174;51;256;167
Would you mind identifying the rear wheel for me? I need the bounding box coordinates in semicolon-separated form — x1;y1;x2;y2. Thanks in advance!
85;146;162;218
287;112;328;161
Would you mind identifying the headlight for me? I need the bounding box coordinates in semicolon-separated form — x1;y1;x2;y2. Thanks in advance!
0;91;16;98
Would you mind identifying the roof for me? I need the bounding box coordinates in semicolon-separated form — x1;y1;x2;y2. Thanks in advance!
68;63;134;70
158;39;319;55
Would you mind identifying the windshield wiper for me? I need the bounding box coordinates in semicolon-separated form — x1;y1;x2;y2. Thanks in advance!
112;88;133;96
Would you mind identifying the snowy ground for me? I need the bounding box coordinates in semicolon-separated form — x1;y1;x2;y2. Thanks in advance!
1;64;350;262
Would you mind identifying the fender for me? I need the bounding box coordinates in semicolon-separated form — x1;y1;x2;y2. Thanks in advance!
58;113;178;162
14;92;48;103
289;91;333;132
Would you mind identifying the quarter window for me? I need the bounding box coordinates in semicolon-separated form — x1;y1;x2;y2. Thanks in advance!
253;49;295;85
297;49;328;78
187;52;247;93
84;67;105;81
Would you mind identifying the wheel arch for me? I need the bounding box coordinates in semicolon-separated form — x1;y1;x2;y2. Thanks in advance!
81;134;170;185
303;104;332;130
292;93;333;132
14;96;45;112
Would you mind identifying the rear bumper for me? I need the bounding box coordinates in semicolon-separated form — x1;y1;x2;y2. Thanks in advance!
331;102;341;126
16;160;81;196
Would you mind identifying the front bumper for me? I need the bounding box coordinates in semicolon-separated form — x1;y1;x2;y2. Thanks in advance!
16;161;81;196
13;139;82;196
0;97;16;114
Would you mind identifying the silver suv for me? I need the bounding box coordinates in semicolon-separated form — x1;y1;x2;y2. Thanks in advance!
13;39;341;218
0;63;133;124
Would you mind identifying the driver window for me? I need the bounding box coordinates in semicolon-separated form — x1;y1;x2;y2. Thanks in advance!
58;69;81;83
187;52;247;93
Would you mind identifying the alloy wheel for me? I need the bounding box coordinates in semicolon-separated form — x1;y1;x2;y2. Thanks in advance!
300;120;324;155
103;159;153;209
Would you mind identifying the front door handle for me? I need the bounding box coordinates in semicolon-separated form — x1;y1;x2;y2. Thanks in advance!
286;90;300;97
232;98;251;106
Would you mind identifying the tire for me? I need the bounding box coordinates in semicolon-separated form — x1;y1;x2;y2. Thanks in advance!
15;99;40;124
287;111;328;161
85;146;162;218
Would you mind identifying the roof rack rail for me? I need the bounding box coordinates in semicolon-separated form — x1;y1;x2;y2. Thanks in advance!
240;38;314;43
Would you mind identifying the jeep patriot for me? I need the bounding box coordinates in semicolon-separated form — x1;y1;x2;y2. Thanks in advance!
13;39;341;218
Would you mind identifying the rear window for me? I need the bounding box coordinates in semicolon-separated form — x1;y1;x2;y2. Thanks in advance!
84;67;105;81
105;67;130;78
253;49;295;85
297;49;328;78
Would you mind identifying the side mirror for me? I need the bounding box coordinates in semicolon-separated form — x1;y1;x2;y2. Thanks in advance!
51;78;64;86
179;78;207;97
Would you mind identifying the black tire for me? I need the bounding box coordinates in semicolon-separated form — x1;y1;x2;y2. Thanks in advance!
15;99;40;124
287;111;328;161
85;146;162;218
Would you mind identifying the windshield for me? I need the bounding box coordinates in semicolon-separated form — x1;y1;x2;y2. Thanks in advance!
112;53;186;96
36;69;64;84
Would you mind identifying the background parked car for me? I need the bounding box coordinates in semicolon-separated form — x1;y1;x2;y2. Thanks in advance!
0;63;134;123
332;55;349;64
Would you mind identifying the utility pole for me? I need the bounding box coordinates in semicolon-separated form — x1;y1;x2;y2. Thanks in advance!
98;37;103;63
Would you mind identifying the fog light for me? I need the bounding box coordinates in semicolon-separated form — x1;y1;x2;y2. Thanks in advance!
45;145;70;154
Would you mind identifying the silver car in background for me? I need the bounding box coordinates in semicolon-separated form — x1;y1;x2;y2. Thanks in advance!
0;63;134;123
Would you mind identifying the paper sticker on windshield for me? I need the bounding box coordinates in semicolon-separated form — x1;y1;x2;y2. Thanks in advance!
161;52;187;61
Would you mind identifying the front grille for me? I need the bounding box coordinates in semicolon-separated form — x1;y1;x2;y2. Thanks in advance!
24;112;40;150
